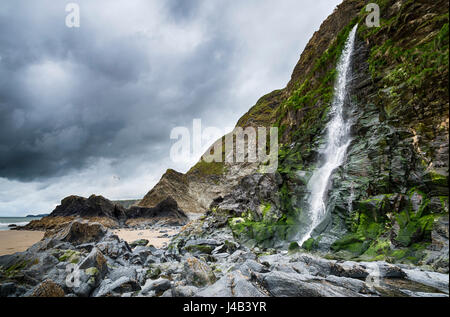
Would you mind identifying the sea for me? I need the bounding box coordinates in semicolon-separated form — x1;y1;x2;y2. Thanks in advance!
0;217;43;231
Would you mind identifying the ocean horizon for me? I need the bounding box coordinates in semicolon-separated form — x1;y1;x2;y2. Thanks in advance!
0;217;43;231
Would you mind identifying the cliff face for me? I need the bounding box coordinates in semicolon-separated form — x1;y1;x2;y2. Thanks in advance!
138;1;368;213
140;0;448;269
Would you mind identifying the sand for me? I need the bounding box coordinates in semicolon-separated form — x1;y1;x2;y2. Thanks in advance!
0;226;182;256
0;230;45;256
113;228;180;248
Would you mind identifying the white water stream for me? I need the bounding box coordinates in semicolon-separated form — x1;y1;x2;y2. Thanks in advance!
298;24;358;245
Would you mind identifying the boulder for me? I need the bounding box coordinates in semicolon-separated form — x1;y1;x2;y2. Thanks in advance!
31;279;65;297
171;285;199;297
93;276;141;297
130;239;149;248
141;278;171;295
47;220;107;245
183;257;216;287
196;271;266;297
78;248;108;278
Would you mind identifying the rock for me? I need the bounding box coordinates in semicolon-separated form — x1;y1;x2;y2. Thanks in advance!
238;259;270;277
229;250;257;264
361;262;406;279
31;279;65;297
130;239;149;248
96;234;131;259
78;248;108;278
258;254;285;268
212;240;239;254
48;220;107;245
403;269;449;294
0;282;17;297
183;256;216;287
196;271;266;297
325;275;372;294
330;261;369;279
24;252;59;280
400;289;449;297
108;266;137;282
130;246;153;265
49;194;127;220
259;271;360;297
141;278;171;295
93;276;141;297
171;285;199;297
127;197;188;223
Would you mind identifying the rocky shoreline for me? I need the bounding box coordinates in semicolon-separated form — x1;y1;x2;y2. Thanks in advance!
0;218;447;297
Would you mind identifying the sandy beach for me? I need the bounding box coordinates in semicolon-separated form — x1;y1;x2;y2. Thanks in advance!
0;230;45;256
113;228;180;248
0;225;183;256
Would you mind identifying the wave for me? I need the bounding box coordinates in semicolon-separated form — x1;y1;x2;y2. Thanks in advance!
0;221;31;230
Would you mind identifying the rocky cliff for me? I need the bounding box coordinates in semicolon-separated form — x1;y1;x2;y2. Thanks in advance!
19;195;188;231
143;0;448;271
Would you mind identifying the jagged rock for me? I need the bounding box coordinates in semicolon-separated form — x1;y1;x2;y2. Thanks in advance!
93;276;141;297
127;197;188;223
31;279;65;297
108;266;138;282
50;195;127;220
196;271;266;297
258;271;360;297
0;282;17;297
183;256;216;287
141;278;171;295
78;248;108;278
46;220;107;245
129;239;149;248
325;275;372;294
96;233;131;259
403;269;449;294
171;285;199;297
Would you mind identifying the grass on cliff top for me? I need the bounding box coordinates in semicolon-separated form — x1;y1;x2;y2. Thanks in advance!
188;160;225;177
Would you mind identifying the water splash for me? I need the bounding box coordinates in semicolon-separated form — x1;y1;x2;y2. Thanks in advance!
298;24;358;245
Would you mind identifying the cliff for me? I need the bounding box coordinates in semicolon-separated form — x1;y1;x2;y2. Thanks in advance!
162;0;449;271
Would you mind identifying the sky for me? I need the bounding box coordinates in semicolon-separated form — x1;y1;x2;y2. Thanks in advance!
0;0;341;216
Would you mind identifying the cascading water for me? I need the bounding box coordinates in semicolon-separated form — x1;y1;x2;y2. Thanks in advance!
298;24;358;245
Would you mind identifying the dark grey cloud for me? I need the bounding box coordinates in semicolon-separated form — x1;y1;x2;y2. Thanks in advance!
0;0;341;215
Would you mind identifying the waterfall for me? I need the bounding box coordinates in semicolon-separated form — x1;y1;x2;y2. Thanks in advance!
298;24;358;245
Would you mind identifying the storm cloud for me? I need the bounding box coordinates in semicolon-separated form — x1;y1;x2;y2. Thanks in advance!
0;0;341;215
